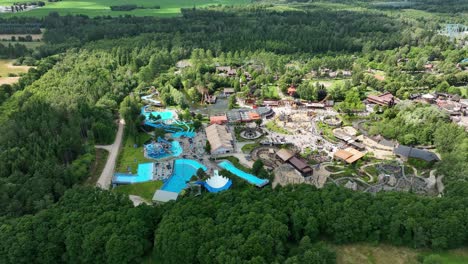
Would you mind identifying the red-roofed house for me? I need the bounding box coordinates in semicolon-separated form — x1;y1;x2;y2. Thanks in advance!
210;115;228;125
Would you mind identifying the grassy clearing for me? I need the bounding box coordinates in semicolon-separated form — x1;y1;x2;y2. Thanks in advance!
407;157;434;171
0;59;30;77
363;164;379;177
262;85;280;99
0;40;43;49
241;142;259;153
84;148;108;185
317;121;337;142
335;243;468;264
116;132;153;174
335;243;419;264
0;0;250;17
266;120;290;134
113;180;163;201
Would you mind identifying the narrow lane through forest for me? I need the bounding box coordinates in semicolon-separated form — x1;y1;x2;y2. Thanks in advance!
96;119;125;189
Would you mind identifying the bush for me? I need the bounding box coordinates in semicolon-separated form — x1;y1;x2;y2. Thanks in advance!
110;4;137;11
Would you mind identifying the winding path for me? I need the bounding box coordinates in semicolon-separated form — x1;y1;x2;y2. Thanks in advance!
96;119;125;190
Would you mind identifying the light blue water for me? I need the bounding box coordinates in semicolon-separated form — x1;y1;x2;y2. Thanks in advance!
218;160;269;187
143;111;173;121
161;159;207;193
141;107;174;121
113;163;153;184
172;131;196;138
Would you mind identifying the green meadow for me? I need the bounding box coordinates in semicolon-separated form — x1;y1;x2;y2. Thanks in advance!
0;0;251;17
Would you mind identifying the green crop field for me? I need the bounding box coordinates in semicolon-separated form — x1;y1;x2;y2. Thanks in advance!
0;0;251;17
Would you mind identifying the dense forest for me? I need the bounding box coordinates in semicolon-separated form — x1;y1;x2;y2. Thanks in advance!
1;184;467;263
0;4;467;263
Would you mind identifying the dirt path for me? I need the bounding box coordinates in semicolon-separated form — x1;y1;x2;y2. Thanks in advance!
96;119;125;190
129;195;150;206
0;77;20;85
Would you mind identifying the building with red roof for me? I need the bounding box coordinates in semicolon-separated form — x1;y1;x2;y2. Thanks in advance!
210;115;228;125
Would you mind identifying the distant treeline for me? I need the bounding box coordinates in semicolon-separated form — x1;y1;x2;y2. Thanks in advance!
109;4;160;11
0;22;41;34
0;43;29;59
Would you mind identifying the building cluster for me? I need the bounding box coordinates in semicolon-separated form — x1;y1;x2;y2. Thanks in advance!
310;68;352;78
412;92;468;131
210;107;274;125
276;149;313;176
216;66;252;81
333;128;366;151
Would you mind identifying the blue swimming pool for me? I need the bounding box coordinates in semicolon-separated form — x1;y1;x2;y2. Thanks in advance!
161;159;207;193
218;160;269;187
141;106;174;121
113;163;153;184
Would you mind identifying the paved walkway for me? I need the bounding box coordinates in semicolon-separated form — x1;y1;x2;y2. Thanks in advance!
96;119;125;190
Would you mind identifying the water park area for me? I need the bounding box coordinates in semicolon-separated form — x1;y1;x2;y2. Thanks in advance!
201;170;232;193
153;159;208;202
161;159;207;193
218;160;269;187
144;137;182;160
113;162;154;184
141;106;196;138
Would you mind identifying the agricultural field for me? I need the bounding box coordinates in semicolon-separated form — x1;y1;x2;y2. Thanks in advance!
335;244;468;264
0;40;43;49
0;0;251;17
0;59;31;84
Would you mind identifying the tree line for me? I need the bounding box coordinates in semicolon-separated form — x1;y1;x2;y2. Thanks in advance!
1;183;467;263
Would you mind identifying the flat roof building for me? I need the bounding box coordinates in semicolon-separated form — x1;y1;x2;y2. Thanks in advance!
153;190;179;203
276;149;295;162
394;145;439;162
288;156;313;176
334;148;365;164
205;124;234;155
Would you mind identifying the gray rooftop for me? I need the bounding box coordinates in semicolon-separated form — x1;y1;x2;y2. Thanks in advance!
394;145;439;162
153;190;179;203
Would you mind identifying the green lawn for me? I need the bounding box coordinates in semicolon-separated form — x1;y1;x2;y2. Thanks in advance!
0;41;43;49
262;85;280;99
317;121;337;142
84;148;108;186
241;142;259;153
0;0;250;17
113;180;163;201
116;132;153;174
266;120;290;134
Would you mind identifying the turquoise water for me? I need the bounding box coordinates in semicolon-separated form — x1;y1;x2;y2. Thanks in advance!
161;159;207;193
143;111;173;121
172;131;196;138
113;163;153;184
141;107;174;121
218;160;269;187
